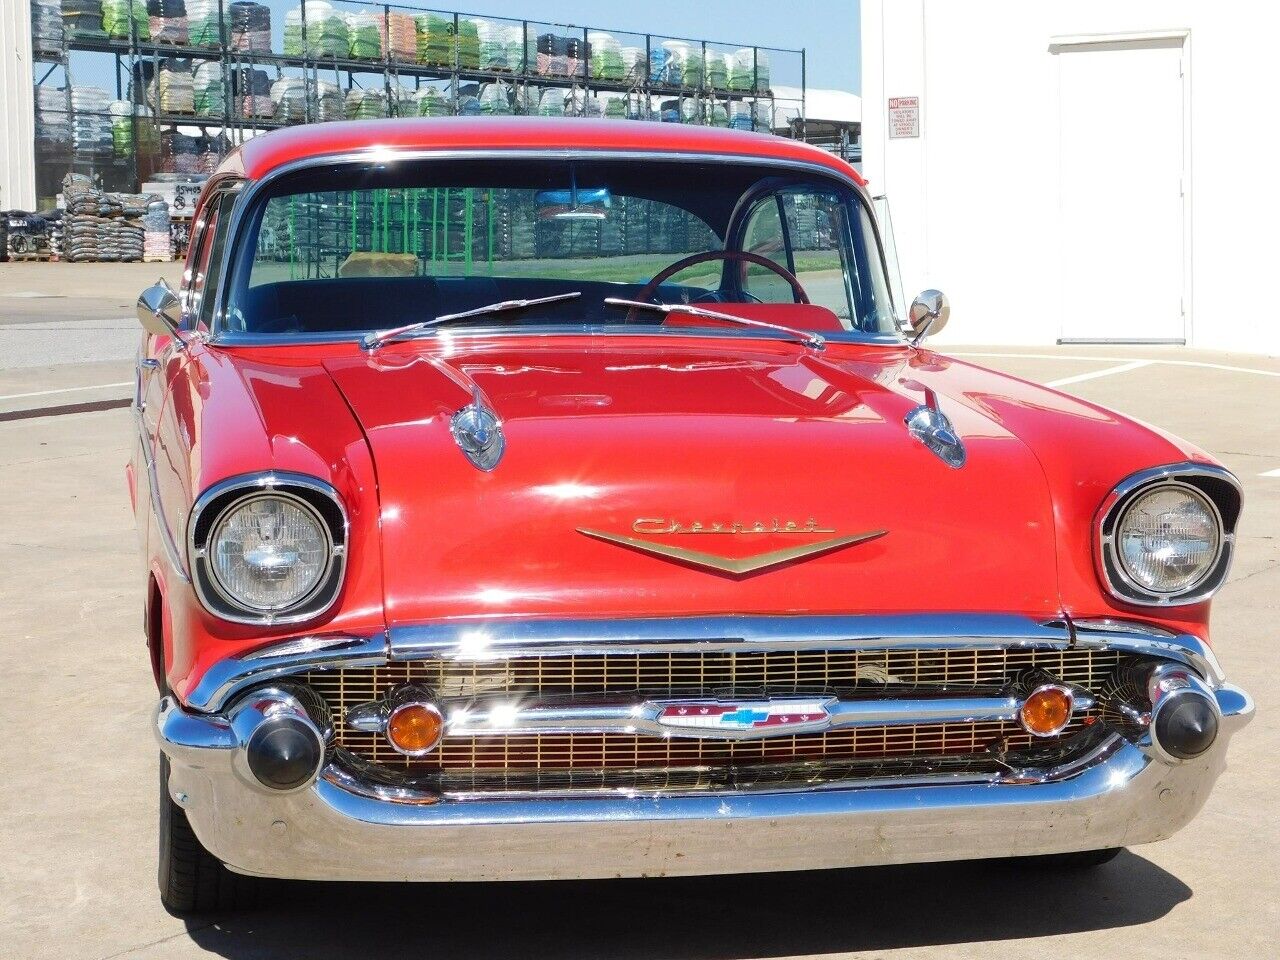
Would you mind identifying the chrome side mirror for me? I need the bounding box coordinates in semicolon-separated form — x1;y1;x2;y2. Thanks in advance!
907;289;950;344
136;278;183;336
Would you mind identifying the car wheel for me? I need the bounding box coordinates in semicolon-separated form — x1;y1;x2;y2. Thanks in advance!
1014;847;1124;869
158;752;260;914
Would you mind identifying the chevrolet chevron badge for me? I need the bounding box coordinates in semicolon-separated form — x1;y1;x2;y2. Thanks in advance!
577;526;887;575
655;700;832;733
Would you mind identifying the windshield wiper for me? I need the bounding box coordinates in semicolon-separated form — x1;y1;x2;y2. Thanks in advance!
603;298;825;351
362;292;582;350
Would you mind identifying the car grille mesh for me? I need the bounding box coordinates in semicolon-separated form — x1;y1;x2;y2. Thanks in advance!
302;646;1122;790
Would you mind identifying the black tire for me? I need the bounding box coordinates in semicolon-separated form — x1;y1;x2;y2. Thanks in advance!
158;752;260;914
1014;847;1124;869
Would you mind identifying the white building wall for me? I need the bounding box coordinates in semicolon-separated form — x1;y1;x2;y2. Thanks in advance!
0;0;37;211
861;1;1280;356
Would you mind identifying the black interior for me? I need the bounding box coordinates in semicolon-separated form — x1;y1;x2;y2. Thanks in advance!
238;276;706;334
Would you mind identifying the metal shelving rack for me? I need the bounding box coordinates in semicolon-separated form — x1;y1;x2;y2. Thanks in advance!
32;0;806;197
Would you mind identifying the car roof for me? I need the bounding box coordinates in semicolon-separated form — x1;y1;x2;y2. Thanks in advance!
217;116;865;186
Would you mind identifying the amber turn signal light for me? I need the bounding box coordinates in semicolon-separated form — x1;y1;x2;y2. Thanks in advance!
387;702;445;756
1019;684;1074;737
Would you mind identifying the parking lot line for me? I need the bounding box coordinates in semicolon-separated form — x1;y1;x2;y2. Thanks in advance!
952;352;1280;377
1043;359;1155;388
1260;468;1280;478
0;381;131;401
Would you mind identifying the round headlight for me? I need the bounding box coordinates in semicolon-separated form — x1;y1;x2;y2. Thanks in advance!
208;494;331;612
1115;485;1221;595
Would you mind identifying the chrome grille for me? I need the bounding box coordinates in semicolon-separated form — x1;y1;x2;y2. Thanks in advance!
302;645;1122;791
335;716;1096;772
304;646;1124;705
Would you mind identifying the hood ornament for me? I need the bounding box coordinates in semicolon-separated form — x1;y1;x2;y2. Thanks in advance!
905;389;966;469
450;388;505;471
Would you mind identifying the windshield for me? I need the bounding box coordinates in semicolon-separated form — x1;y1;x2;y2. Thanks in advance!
227;157;896;341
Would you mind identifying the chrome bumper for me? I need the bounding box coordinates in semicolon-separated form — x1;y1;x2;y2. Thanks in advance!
157;683;1253;882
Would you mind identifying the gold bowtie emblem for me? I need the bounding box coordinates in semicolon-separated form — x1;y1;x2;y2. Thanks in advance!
577;524;887;576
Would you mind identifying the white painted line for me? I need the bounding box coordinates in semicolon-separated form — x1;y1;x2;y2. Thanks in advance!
0;381;131;402
1044;359;1154;388
951;352;1280;378
1260;468;1280;478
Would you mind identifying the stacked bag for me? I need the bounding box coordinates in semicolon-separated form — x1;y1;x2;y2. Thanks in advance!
271;77;308;123
587;32;624;81
193;61;225;115
233;67;272;119
476;20;523;72
415;13;453;66
71;86;113;160
152;59;196;113
61;174;108;262
313;79;343;121
347;10;381;59
62;0;106;40
284;2;349;57
414;87;450;117
148;0;188;44
228;1;270;52
32;0;65;58
729;48;769;92
478;82;511;115
143;194;173;261
344;88;386;120
186;0;225;47
380;12;417;63
35;87;72;155
103;0;149;40
158;130;199;173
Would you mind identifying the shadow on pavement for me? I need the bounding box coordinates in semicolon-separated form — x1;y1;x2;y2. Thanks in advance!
184;852;1189;959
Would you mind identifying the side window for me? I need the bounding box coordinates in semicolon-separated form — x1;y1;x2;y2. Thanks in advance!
779;190;857;324
740;197;794;304
197;193;237;329
184;202;221;324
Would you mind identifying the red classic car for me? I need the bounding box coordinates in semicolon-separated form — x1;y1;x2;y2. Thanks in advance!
135;117;1252;913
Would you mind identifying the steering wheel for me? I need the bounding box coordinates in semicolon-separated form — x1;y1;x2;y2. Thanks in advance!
626;250;810;323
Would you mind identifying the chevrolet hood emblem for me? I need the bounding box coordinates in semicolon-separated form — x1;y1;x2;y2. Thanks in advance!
576;527;887;576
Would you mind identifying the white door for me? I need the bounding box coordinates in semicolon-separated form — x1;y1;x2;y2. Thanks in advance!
1057;39;1186;343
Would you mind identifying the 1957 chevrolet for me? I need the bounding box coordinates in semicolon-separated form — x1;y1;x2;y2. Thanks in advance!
133;118;1252;913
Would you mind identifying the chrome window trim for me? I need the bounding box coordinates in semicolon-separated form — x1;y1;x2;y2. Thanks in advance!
186;471;350;627
1094;461;1241;607
182;612;1224;714
210;147;900;347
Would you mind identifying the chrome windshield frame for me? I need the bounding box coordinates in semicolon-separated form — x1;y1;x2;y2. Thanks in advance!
210;147;903;348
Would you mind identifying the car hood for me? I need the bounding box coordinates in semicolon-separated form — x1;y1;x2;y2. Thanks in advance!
321;336;1063;625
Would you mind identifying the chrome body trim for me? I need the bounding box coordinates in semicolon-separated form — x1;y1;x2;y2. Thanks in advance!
185;471;350;627
156;680;1253;882
210;147;900;348
183;614;1225;715
185;632;387;714
132;390;191;583
1094;461;1242;607
343;691;1095;741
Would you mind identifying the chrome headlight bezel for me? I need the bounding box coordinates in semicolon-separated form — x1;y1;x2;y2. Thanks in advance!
1095;463;1241;607
187;472;349;625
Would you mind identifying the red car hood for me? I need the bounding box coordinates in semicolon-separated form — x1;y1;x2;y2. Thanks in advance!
323;336;1061;624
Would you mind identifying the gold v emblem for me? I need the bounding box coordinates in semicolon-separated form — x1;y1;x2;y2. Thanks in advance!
576;528;888;577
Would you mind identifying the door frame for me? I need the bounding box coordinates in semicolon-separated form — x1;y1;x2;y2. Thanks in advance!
1049;29;1192;345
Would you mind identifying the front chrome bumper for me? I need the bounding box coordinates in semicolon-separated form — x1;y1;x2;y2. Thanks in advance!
157;682;1253;882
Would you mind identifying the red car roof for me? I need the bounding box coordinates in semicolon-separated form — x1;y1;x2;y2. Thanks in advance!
219;116;865;185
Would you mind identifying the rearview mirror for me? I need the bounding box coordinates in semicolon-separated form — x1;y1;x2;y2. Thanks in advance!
136;278;183;336
907;289;950;344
